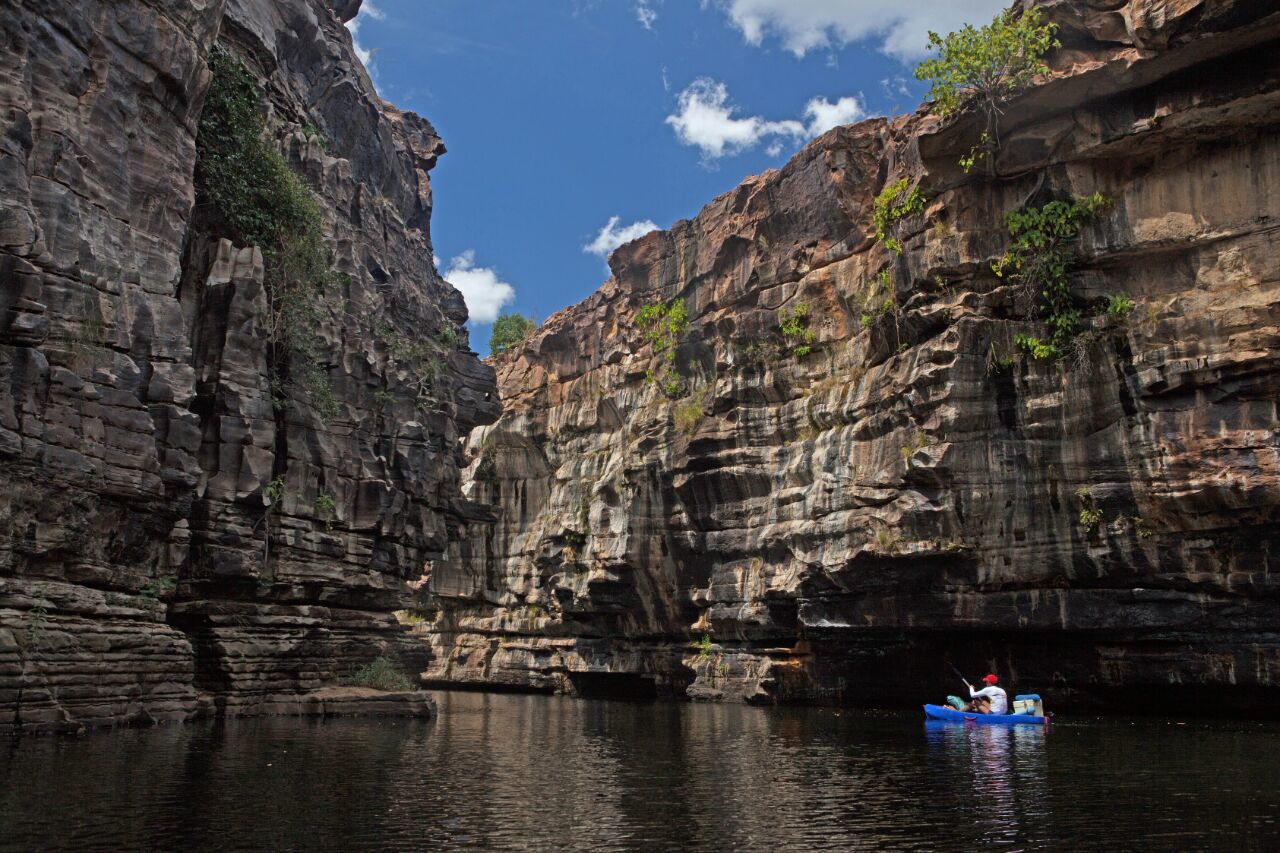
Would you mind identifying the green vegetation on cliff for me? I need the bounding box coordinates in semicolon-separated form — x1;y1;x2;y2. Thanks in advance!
490;312;537;353
343;657;414;691
915;8;1060;172
779;304;816;358
636;298;688;396
195;46;335;418
995;193;1112;359
873;179;928;254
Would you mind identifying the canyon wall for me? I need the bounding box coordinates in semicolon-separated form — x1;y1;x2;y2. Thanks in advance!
0;0;496;732
423;0;1280;713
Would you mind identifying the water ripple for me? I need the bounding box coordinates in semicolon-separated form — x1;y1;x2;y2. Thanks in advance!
2;693;1279;851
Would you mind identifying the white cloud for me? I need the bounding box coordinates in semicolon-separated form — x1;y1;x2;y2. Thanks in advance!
802;95;867;136
711;0;1008;61
665;79;864;161
584;216;660;259
636;2;658;29
440;250;516;325
346;2;385;71
665;78;805;161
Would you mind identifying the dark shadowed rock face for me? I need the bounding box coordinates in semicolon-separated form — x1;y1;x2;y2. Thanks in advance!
329;0;365;24
0;0;496;732
424;0;1280;714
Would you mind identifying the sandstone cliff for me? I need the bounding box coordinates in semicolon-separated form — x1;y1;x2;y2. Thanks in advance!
423;0;1280;713
0;0;497;732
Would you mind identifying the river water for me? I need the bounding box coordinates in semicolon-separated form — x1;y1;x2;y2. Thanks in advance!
2;691;1278;851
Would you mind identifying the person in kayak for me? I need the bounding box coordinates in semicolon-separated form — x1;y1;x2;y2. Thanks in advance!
967;674;1008;714
944;694;991;713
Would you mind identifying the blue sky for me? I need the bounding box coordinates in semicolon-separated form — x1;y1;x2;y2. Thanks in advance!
347;0;1005;354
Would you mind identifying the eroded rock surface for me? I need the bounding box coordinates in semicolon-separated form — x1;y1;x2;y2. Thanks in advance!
0;0;496;732
425;0;1280;713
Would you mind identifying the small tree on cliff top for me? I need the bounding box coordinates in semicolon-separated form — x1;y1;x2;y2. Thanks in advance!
914;7;1059;172
490;313;537;354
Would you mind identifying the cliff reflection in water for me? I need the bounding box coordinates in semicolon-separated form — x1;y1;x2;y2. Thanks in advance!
2;692;1279;850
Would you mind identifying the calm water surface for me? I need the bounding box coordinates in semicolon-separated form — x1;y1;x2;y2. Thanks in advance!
3;691;1279;851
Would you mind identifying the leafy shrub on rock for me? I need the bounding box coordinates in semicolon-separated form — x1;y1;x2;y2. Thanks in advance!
636;298;688;396
995;193;1112;359
490;313;537;354
673;386;713;435
914;8;1060;172
1106;293;1135;317
779;304;817;358
343;657;413;691
873;179;928;255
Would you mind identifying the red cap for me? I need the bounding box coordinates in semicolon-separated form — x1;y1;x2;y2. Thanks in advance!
982;674;998;684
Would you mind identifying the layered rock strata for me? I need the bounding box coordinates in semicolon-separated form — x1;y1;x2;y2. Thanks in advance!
0;0;496;732
424;0;1280;714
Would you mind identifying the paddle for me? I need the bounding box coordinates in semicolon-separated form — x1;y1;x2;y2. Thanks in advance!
948;663;972;692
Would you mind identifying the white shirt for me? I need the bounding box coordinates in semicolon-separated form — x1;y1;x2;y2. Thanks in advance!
969;685;1008;714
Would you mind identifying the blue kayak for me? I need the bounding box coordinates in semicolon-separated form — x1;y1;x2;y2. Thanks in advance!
924;704;1048;726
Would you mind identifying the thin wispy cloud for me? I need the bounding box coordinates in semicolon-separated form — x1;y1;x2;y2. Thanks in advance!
636;1;658;29
440;251;516;325
881;76;912;98
346;1;385;76
709;0;1008;61
665;78;866;162
585;216;660;259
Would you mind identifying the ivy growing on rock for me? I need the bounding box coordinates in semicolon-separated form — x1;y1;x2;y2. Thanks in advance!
372;318;444;402
253;475;287;562
141;576;177;600
994;192;1112;359
873;178;928;254
1012;333;1060;360
914;8;1060;173
315;493;336;516
1106;293;1135;317
301;124;328;151
778;304;816;358
1075;487;1103;535
859;269;902;348
636;298;688;396
436;324;460;348
195;46;336;419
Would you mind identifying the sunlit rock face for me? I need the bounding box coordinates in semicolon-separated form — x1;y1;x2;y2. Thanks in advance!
424;0;1280;713
0;0;497;732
